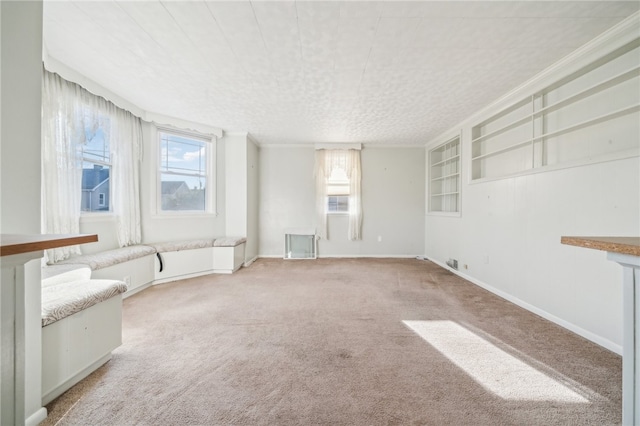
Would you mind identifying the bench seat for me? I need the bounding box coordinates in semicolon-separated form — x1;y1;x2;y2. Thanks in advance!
42;279;127;327
54;245;157;270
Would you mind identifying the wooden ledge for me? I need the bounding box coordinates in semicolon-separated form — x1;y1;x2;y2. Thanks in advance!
561;236;640;257
0;234;98;257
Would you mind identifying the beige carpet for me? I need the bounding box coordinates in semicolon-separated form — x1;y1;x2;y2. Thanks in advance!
42;258;621;425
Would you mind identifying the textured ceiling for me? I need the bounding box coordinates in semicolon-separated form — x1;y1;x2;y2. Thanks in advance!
43;1;640;146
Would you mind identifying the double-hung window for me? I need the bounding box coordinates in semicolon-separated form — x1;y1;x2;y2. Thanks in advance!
81;114;111;212
327;167;350;214
157;129;214;213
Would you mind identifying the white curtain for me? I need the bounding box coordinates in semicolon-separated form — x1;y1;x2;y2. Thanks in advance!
41;70;84;262
314;149;362;240
110;106;143;247
41;70;143;260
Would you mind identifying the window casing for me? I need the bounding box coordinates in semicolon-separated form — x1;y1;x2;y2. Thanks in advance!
157;129;215;214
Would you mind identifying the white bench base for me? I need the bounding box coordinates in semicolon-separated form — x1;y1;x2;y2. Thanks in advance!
213;243;245;274
42;295;122;405
90;255;154;298
154;247;214;285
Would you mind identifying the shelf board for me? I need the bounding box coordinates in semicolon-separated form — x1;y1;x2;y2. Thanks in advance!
471;65;639;145
431;154;460;167
430;172;460;182
535;65;640;119
430;191;459;197
472;103;640;162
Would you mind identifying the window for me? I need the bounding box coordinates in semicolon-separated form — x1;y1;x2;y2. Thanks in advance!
314;149;362;240
81;116;111;212
429;136;460;214
158;130;214;213
327;167;350;213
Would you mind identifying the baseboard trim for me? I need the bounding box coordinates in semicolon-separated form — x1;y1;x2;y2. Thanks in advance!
424;256;622;355
152;270;215;286
26;407;47;426
258;254;419;259
123;281;153;299
42;353;112;406
244;255;258;267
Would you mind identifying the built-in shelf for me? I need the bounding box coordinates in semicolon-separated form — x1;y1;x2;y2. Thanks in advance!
429;136;460;214
471;39;640;181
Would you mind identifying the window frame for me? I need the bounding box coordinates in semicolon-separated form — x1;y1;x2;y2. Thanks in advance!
154;127;216;217
326;166;350;215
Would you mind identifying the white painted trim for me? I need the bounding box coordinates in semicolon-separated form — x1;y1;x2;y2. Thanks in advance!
258;254;418;259
315;143;362;151
25;407;47;426
122;282;152;299
424;256;622;355
41;354;112;405
244;255;258;268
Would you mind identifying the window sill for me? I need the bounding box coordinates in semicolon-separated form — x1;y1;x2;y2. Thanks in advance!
327;212;349;216
151;211;218;220
80;213;116;223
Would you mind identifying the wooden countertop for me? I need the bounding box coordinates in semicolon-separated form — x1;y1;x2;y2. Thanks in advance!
561;236;640;257
0;234;98;257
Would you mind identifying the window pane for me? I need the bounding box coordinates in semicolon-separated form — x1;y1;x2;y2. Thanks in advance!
82;162;110;212
161;173;206;211
328;195;349;213
160;133;207;176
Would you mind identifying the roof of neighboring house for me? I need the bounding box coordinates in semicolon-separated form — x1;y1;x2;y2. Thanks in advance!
161;181;189;195
82;166;109;191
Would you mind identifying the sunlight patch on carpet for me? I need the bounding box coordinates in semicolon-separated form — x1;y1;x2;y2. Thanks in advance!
403;320;589;403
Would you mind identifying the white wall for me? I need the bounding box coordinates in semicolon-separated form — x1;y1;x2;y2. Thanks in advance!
246;137;259;263
223;132;260;264
259;146;425;257
0;1;46;423
424;19;640;353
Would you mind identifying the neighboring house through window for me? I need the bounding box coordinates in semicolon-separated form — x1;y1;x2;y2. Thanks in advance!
81;115;111;212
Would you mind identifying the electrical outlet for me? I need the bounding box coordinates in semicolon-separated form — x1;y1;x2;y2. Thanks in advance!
123;276;131;286
377;235;382;242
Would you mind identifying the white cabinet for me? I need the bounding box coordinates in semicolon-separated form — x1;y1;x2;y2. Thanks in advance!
41;296;122;405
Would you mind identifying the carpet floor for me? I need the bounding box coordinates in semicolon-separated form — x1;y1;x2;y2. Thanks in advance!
42;258;621;425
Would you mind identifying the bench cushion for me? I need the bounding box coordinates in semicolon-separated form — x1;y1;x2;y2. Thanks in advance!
54;245;157;271
146;239;213;253
213;237;247;247
42;279;127;327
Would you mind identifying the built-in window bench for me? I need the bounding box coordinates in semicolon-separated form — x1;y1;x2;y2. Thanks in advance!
40;266;127;405
50;236;247;294
54;245;156;297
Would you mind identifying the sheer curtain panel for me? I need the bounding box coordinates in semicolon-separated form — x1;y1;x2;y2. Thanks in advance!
41;70;143;260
